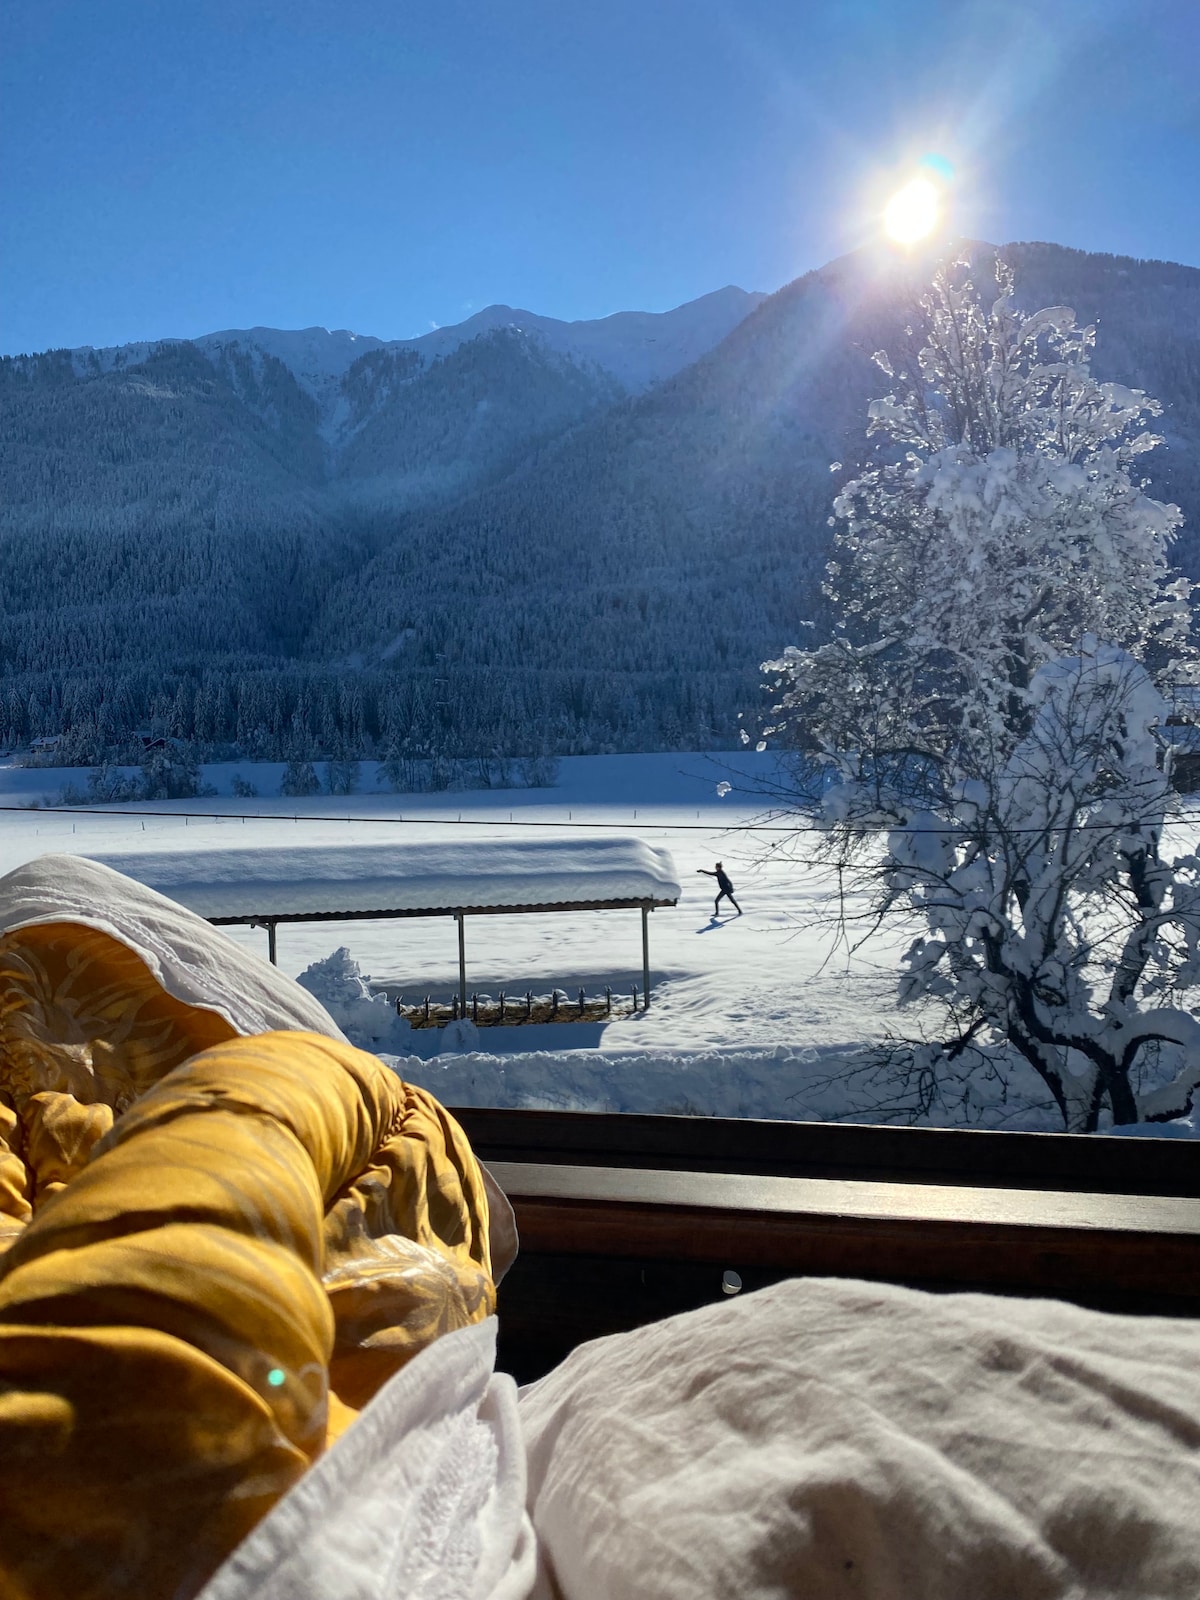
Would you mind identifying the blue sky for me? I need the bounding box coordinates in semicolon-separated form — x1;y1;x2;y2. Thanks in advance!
2;0;1197;354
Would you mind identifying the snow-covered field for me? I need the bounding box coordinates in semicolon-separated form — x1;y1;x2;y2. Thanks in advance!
1;752;898;1049
1;751;1194;1134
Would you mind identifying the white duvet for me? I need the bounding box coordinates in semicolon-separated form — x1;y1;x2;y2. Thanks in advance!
199;1276;1200;1600
518;1277;1200;1600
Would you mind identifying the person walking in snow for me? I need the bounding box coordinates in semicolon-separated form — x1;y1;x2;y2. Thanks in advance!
698;861;741;916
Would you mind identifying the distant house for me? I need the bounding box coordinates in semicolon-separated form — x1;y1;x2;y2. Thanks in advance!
30;735;63;753
133;731;188;753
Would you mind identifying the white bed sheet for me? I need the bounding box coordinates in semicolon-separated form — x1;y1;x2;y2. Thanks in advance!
199;1317;536;1600
0;852;349;1041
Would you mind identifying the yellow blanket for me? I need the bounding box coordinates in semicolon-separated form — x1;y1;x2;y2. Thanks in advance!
0;921;495;1600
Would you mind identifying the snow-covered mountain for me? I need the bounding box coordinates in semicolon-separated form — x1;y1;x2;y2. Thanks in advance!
56;287;765;486
67;285;765;423
387;286;768;391
199;284;763;397
194;326;385;414
2;245;1197;765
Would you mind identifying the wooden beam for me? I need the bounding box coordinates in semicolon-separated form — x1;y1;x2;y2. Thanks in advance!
488;1159;1200;1308
207;896;678;927
641;903;650;1006
456;912;467;1014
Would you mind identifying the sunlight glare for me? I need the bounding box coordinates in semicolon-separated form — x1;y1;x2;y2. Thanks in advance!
883;177;940;245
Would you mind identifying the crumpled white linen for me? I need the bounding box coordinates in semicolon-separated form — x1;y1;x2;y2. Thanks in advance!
0;851;349;1040
518;1276;1200;1600
200;1317;536;1600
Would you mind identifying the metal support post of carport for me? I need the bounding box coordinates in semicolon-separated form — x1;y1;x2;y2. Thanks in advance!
456;911;467;1014
642;902;651;1008
250;917;278;965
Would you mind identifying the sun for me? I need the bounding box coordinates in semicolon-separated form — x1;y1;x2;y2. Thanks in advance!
883;177;940;245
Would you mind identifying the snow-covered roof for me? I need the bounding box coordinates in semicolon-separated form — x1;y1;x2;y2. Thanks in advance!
87;837;681;921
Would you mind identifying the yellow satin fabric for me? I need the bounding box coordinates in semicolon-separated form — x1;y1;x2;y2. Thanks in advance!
0;922;495;1600
0;920;238;1223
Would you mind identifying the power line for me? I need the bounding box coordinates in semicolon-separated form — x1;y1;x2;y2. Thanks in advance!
4;801;784;832
6;800;1200;838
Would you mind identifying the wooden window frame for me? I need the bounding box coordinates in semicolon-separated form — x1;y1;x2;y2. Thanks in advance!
452;1107;1200;1382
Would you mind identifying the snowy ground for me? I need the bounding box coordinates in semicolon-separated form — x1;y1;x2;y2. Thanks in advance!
1;751;1195;1133
0;751;907;1055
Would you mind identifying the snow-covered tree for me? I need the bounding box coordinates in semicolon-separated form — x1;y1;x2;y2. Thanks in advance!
279;758;320;798
139;744;207;801
762;256;1200;1131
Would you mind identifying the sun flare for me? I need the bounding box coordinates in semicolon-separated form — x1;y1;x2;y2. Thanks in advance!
883;177;940;244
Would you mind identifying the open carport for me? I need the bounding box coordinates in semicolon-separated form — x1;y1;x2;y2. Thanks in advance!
89;836;681;1009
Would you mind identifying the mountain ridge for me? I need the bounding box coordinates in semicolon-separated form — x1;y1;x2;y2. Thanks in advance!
62;284;767;408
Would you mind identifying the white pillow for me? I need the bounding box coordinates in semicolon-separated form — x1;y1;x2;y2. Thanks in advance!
518;1277;1200;1600
200;1317;535;1600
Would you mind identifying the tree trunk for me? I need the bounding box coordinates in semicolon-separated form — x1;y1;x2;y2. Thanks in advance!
1103;1064;1140;1127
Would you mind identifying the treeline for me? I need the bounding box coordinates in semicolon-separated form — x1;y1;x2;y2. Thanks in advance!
3;662;754;764
51;746;561;805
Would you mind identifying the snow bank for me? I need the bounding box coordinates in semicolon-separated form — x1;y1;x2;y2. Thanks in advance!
440;1017;481;1054
1102;1107;1200;1140
383;1046;1200;1133
86;837;681;919
386;1043;909;1123
381;1043;1199;1131
295;947;415;1055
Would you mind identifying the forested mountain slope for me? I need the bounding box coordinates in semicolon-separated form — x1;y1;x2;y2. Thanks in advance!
332;331;624;508
1;246;1197;763
0;341;333;671
308;243;1200;722
0;331;624;676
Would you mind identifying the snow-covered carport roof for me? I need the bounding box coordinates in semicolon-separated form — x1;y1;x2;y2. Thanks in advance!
88;837;681;1004
88;838;680;921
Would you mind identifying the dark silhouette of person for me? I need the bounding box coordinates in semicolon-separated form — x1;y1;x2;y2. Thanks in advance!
698;861;741;916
